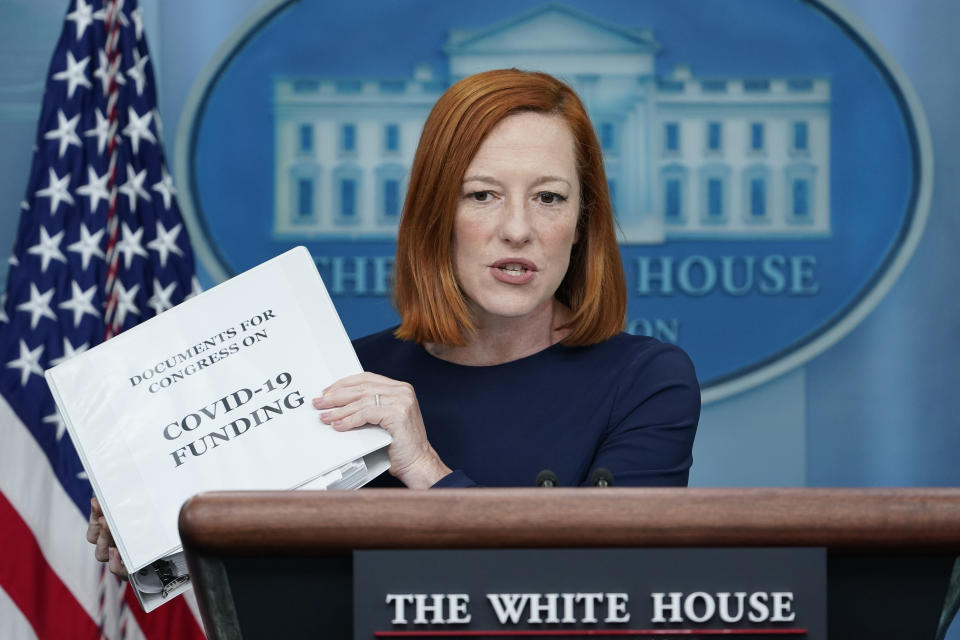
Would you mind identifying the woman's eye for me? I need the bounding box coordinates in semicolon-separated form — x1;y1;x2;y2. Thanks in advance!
537;191;566;205
469;191;492;202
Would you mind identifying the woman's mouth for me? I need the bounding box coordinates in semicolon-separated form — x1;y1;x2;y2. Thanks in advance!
490;259;537;284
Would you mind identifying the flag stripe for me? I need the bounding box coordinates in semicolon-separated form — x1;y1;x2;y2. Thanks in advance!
124;586;207;639
101;0;124;337
0;395;101;619
0;585;39;640
0;492;100;640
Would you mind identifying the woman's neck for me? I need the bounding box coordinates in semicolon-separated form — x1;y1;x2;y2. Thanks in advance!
426;300;571;366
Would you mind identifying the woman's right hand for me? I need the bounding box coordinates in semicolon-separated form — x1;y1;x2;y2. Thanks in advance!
313;372;451;488
86;497;128;580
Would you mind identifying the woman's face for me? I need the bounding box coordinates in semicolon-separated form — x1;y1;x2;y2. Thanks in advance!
453;111;581;326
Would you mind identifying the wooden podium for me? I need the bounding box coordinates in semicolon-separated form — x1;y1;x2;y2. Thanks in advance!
179;488;960;639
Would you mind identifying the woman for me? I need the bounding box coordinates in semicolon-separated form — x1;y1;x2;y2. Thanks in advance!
88;69;699;575
312;69;700;489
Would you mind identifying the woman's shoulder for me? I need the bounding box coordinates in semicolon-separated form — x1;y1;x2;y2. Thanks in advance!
351;326;401;352
571;332;696;375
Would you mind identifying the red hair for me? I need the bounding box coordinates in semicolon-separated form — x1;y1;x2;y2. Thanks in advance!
394;69;626;346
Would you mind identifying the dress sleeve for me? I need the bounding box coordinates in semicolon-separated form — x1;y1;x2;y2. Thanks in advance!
587;343;701;487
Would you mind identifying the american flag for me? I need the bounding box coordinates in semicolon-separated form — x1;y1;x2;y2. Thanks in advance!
0;0;205;637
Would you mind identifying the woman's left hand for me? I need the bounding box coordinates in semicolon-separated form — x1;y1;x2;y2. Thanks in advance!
312;372;451;488
86;497;128;580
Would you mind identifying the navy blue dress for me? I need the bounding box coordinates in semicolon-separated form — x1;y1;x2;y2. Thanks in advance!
354;329;700;488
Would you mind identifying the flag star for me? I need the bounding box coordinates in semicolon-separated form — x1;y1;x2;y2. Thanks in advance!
16;283;57;329
8;255;19;267
125;48;149;96
43;411;67;442
93;1;129;28
59;281;100;327
67;223;106;270
152;168;177;210
147;221;184;267
50;337;90;367
6;340;44;387
65;0;95;40
76;166;110;213
118;163;151;211
35;168;75;214
20;200;30;211
113;281;140;326
93;49;125;94
147;278;177;315
26;226;67;273
115;222;148;268
0;293;8;323
122;107;155;154
44;109;82;158
84;108;113;155
76;471;88;481
130;6;144;40
51;51;92;99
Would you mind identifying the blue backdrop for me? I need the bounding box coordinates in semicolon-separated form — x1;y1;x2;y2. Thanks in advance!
1;0;958;633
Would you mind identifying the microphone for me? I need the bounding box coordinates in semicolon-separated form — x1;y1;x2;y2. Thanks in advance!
536;469;559;487
591;468;615;487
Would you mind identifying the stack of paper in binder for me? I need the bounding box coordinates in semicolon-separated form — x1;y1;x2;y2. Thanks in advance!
45;247;391;611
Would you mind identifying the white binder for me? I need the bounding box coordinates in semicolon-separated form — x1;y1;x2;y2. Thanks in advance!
45;246;391;611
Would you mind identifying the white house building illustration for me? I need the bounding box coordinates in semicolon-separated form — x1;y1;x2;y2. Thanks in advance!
272;4;831;243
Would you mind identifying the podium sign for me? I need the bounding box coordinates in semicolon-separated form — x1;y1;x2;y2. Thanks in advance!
179;489;960;639
354;548;826;638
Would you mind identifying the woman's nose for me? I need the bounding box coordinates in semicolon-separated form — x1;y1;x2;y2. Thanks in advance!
497;197;533;245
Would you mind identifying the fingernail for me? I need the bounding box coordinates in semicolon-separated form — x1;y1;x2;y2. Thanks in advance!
312;397;322;407
109;548;116;560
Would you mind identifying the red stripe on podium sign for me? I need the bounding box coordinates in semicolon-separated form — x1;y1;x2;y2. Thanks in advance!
374;629;808;636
